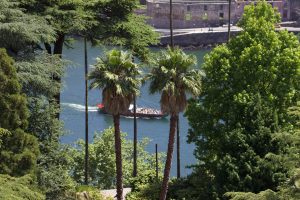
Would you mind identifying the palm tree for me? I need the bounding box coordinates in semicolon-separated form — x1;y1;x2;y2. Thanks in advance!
89;49;141;200
147;47;202;200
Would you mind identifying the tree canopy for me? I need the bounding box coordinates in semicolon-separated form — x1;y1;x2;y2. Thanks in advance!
185;1;300;199
0;0;55;53
0;48;39;176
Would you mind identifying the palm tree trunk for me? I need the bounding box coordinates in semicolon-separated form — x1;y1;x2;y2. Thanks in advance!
133;94;137;177
53;33;65;119
176;116;180;178
159;114;177;200
113;114;123;200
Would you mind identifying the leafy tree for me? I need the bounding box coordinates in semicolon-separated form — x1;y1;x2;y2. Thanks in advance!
15;53;75;199
70;128;164;189
89;49;141;200
146;47;202;200
17;0;158;110
0;0;55;54
0;48;28;129
225;102;300;200
0;174;45;200
0;48;39;176
185;2;300;199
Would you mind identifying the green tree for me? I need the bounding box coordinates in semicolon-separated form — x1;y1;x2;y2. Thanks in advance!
0;48;39;176
17;0;158;110
185;1;300;199
89;49;141;200
0;174;45;200
147;47;202;200
70;128;164;189
0;0;55;54
225;102;300;200
16;53;75;199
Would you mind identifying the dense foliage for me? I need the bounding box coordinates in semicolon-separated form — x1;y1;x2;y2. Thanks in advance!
0;49;39;176
226;102;300;200
0;0;55;53
70;128;164;189
2;0;300;199
184;2;300;199
0;174;45;200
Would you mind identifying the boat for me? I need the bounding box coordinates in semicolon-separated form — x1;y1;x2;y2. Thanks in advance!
97;103;168;119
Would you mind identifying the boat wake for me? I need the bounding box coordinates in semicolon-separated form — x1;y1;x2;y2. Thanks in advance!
62;103;98;112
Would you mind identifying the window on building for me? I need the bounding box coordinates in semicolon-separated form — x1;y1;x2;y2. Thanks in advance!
185;13;191;21
283;10;288;19
204;5;207;11
220;5;223;10
187;5;191;12
219;12;224;19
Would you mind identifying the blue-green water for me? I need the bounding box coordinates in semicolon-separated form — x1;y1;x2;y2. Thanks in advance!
60;39;208;176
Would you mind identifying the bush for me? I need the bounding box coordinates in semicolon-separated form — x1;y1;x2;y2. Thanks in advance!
0;174;44;200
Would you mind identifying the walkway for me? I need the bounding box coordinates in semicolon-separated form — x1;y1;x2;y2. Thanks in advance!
101;188;132;199
156;26;300;37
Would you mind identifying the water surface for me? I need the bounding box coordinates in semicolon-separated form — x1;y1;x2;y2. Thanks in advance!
60;39;209;176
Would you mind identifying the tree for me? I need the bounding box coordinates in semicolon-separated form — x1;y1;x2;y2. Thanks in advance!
0;48;39;176
0;174;45;200
185;1;300;199
15;53;75;199
89;49;141;200
70;128;165;188
17;0;158;112
226;102;300;200
147;47;202;200
0;0;55;54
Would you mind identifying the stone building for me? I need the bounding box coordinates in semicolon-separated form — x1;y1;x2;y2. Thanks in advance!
289;0;300;21
146;0;293;29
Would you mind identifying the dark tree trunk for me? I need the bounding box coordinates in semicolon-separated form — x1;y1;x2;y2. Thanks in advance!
159;114;177;200
176;116;180;178
113;114;123;200
133;94;137;177
156;143;158;180
53;33;65;119
53;33;65;55
44;43;52;54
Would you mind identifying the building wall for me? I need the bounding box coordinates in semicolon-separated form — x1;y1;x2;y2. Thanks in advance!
147;0;232;28
147;0;288;29
289;0;300;21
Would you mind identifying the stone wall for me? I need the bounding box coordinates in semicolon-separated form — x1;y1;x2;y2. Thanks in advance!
147;0;233;28
160;31;239;46
289;0;300;21
147;0;288;29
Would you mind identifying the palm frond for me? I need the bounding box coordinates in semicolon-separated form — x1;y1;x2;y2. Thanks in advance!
89;49;141;115
147;47;203;114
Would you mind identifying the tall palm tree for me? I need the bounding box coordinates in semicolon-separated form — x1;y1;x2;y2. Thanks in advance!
147;47;202;200
89;49;141;200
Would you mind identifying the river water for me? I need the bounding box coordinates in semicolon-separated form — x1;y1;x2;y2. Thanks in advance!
60;39;209;176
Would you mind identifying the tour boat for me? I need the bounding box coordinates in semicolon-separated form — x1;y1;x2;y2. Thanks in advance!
97;103;168;119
